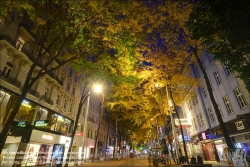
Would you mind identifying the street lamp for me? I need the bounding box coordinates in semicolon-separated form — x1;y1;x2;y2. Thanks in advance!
92;85;105;162
81;84;103;163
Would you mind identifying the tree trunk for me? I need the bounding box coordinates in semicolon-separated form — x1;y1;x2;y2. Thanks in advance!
104;117;110;160
92;95;104;162
170;90;189;164
0;86;30;154
192;46;235;149
64;94;89;167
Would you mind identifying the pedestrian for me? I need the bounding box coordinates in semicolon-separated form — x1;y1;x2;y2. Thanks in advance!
153;154;159;167
190;156;196;164
197;155;203;164
148;153;152;167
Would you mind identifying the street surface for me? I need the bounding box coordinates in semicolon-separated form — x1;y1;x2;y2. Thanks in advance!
79;157;164;167
75;157;228;167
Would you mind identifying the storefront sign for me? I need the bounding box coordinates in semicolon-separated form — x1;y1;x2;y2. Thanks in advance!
235;121;245;130
175;119;191;126
17;121;27;127
42;134;53;140
202;132;206;140
213;129;223;135
34;120;49;127
21;100;32;108
75;132;83;136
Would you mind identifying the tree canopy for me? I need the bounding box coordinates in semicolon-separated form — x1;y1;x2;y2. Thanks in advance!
186;0;250;88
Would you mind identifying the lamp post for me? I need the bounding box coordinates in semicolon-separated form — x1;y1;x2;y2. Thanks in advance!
81;91;90;163
166;85;180;164
92;85;104;162
81;84;103;163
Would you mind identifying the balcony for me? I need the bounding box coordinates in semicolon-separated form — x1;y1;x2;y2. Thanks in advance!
40;95;54;105
88;117;95;124
28;88;40;98
0;35;36;63
0;34;62;86
0;72;21;88
47;72;63;86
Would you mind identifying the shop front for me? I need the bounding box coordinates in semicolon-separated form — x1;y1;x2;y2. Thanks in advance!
212;115;250;162
187;135;202;158
25;129;72;166
199;130;220;161
0;88;74;167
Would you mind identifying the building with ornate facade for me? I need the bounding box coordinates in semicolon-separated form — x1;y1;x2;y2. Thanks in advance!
170;50;250;163
0;10;116;166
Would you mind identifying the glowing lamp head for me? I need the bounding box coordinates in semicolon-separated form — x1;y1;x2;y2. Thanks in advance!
93;84;102;93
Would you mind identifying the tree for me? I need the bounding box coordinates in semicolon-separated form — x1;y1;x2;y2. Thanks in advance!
145;0;235;150
186;0;250;89
0;0;157;153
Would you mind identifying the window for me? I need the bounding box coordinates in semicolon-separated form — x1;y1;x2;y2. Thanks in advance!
192;118;198;130
67;82;70;91
197;113;205;126
69;103;73;112
207;53;213;62
193;96;198;105
44;86;48;97
208;108;215;123
56;95;60;105
195;66;200;77
223;95;234;114
217;103;223;118
208;77;213;90
213;70;222;85
81;125;83;132
223;62;231;75
1;62;13;78
64;99;67;109
187;101;192;110
87;129;90;138
201;86;207;97
72;87;76;96
16;37;25;51
234;87;247;109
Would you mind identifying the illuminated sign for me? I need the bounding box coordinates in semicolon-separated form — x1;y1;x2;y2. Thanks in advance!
17;121;27;127
175;119;191;126
202;132;206;140
75;132;83;136
42;134;53;140
235;121;245;130
21;100;32;108
34;120;49;127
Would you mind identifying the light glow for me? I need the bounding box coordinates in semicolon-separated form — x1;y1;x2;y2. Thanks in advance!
93;84;102;93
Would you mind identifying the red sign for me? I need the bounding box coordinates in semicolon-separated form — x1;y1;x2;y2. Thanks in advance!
75;132;83;136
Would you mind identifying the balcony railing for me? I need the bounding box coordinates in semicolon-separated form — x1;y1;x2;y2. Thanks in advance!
0;34;62;86
40;95;54;105
47;72;63;86
28;88;40;98
0;72;21;88
88;117;95;124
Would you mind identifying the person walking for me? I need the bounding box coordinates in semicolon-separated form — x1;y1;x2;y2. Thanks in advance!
153;154;159;167
148;153;152;167
190;156;197;164
197;155;203;164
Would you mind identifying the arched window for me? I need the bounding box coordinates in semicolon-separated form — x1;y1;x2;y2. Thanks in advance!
2;62;13;78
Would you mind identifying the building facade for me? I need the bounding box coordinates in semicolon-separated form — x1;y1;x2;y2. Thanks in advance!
0;11;111;166
172;50;250;163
